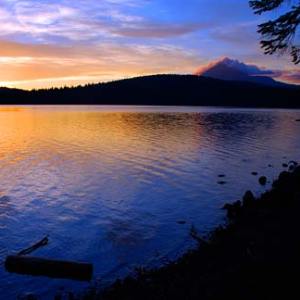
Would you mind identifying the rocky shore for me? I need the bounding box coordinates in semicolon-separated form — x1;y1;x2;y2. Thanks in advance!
80;164;300;300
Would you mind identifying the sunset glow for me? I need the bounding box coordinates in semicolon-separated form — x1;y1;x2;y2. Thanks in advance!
0;0;299;89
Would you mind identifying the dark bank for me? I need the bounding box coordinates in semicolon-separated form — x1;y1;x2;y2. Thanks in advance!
77;163;300;300
1;75;300;107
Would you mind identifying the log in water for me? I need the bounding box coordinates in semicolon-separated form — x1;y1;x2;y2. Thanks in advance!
5;255;93;281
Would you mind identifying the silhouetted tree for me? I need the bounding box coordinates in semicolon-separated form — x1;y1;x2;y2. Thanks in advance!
250;0;300;64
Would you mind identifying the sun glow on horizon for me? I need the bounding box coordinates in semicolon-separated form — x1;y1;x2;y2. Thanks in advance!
0;0;299;89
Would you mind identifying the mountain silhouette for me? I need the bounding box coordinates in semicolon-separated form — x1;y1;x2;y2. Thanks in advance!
0;74;299;107
195;57;288;87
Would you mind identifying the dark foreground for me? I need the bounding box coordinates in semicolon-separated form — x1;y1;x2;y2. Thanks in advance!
79;164;300;300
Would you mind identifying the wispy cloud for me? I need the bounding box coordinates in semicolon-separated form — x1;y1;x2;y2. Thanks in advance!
211;22;259;46
0;39;204;89
0;0;298;88
113;22;208;38
0;0;208;88
274;70;300;84
0;0;204;41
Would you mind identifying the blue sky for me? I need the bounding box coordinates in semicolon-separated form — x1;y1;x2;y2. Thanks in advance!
0;0;299;89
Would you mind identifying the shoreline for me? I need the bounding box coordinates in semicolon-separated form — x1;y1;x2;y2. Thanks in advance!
1;75;300;108
78;163;300;300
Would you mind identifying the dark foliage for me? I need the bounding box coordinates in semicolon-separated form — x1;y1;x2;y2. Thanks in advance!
250;0;285;14
250;0;300;64
1;75;299;107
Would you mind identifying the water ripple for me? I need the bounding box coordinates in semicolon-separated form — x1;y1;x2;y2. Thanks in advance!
1;106;300;298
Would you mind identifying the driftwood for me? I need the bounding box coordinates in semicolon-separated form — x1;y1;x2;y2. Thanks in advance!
6;235;93;281
18;236;49;256
5;255;93;281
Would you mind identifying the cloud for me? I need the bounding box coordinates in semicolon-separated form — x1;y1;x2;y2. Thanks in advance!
195;57;278;76
0;0;298;89
275;70;300;84
195;56;300;85
112;22;207;38
0;0;204;41
0;0;208;89
0;40;204;89
212;24;258;45
0;1;112;41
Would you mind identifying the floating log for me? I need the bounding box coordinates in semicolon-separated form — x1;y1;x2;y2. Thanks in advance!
5;255;93;281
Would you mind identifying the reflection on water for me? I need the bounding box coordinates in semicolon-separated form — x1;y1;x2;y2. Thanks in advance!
1;106;300;299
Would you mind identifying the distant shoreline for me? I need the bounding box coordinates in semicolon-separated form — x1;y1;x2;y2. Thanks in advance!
1;75;300;108
1;104;300;111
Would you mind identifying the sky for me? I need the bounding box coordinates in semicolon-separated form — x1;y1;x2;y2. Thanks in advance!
0;0;299;89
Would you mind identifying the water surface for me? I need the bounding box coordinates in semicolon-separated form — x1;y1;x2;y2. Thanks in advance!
1;106;300;299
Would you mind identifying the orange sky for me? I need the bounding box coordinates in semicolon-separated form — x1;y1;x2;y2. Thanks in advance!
0;0;299;89
0;40;205;89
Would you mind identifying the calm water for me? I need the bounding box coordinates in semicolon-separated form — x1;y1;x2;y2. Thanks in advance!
1;106;300;299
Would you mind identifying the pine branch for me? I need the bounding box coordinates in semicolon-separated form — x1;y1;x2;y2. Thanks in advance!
250;0;285;15
255;3;300;63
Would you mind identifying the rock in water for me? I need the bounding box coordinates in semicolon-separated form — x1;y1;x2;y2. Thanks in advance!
259;176;267;185
289;165;295;172
218;181;226;185
177;220;186;225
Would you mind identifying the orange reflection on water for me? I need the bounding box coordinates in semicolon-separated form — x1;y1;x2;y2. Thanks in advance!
0;107;205;204
0;107;204;162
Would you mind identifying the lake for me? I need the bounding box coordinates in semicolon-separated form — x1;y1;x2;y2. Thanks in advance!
1;106;300;299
